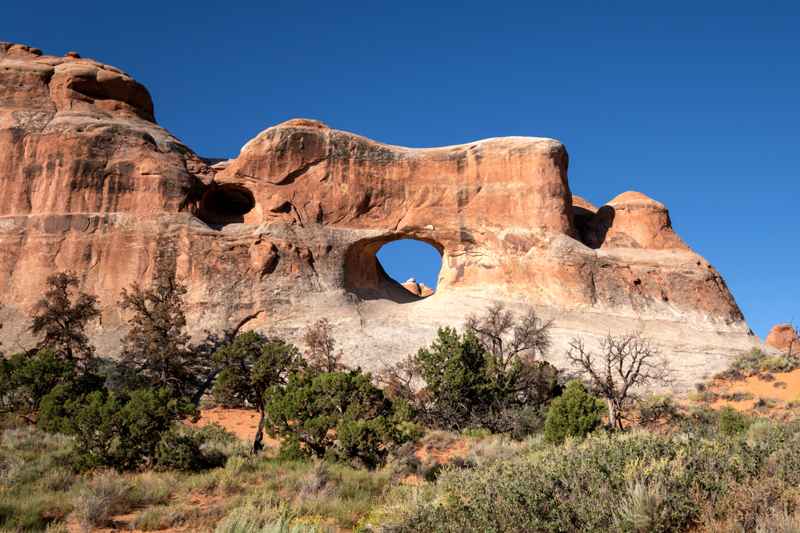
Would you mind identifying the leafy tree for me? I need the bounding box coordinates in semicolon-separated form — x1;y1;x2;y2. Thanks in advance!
212;331;305;453
188;311;264;406
567;333;671;429
0;350;72;416
382;307;560;434
30;272;99;363
543;380;604;443
118;251;200;399
303;318;345;372
0;349;103;422
412;327;493;430
265;369;406;468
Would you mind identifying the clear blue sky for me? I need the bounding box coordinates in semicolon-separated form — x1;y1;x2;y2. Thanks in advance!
4;1;798;338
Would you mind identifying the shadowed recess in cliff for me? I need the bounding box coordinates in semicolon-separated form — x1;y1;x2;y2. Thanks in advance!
345;237;442;303
196;183;255;227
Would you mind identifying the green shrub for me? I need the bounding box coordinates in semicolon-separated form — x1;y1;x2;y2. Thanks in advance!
543;380;604;443
406;325;559;435
155;426;226;471
721;348;800;379
265;370;409;468
375;430;750;532
45;387;191;471
718;407;751;436
0;349;87;416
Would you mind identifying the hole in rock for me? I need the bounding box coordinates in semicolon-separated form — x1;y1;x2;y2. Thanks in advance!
344;237;443;303
197;184;255;227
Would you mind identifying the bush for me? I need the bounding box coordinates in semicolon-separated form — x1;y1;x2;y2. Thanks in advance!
614;480;668;532
638;395;683;427
412;327;493;430
155;426;227;471
42;387;192;471
543;380;604;443
720;348;800;379
407;325;560;435
0;349;89;416
132;505;197;531
71;471;133;529
374;430;752;532
265;369;410;468
718;406;751;436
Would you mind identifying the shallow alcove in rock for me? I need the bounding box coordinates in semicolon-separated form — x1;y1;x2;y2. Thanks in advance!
196;183;256;227
345;237;442;303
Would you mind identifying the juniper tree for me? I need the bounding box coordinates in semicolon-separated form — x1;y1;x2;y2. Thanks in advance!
30;272;99;363
119;251;199;399
212;331;305;453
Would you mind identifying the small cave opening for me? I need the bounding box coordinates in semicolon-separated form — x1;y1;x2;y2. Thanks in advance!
572;204;614;249
197;183;256;227
344;236;443;303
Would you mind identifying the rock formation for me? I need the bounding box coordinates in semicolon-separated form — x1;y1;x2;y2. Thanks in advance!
401;279;434;298
765;324;798;354
0;43;758;389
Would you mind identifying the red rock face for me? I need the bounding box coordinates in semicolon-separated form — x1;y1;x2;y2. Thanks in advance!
765;324;798;354
0;43;757;387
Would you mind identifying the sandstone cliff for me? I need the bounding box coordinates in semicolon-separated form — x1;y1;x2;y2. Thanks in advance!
0;43;757;388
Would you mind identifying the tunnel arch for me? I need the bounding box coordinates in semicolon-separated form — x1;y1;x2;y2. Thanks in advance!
344;235;444;303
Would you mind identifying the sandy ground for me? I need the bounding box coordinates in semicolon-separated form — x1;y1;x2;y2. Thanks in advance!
708;369;800;414
189;407;280;449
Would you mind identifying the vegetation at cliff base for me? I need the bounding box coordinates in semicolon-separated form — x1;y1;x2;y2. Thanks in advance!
2;270;800;531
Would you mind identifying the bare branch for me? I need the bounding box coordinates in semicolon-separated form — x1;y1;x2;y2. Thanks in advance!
567;332;671;429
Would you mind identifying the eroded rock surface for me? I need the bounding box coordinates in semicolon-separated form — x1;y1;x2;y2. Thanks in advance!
765;324;798;354
0;43;757;388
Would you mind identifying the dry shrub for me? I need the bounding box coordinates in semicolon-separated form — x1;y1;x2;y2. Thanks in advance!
300;461;332;497
754;508;800;533
38;467;75;492
132;505;200;531
704;478;800;532
615;480;668;533
71;471;132;529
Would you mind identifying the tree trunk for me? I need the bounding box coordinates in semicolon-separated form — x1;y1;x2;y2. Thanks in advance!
252;408;266;454
606;398;618;430
191;369;220;407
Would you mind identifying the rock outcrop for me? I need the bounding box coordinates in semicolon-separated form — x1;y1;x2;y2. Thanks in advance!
402;279;434;298
765;324;798;354
0;43;758;389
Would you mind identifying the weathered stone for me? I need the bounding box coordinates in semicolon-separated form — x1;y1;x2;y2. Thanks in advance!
0;43;758;389
765;324;798;354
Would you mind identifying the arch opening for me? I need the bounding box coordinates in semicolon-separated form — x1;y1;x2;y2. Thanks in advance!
197;183;255;227
344;236;443;303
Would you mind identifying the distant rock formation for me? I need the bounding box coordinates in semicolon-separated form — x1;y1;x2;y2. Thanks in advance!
0;43;758;388
765;324;798;354
401;279;435;298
